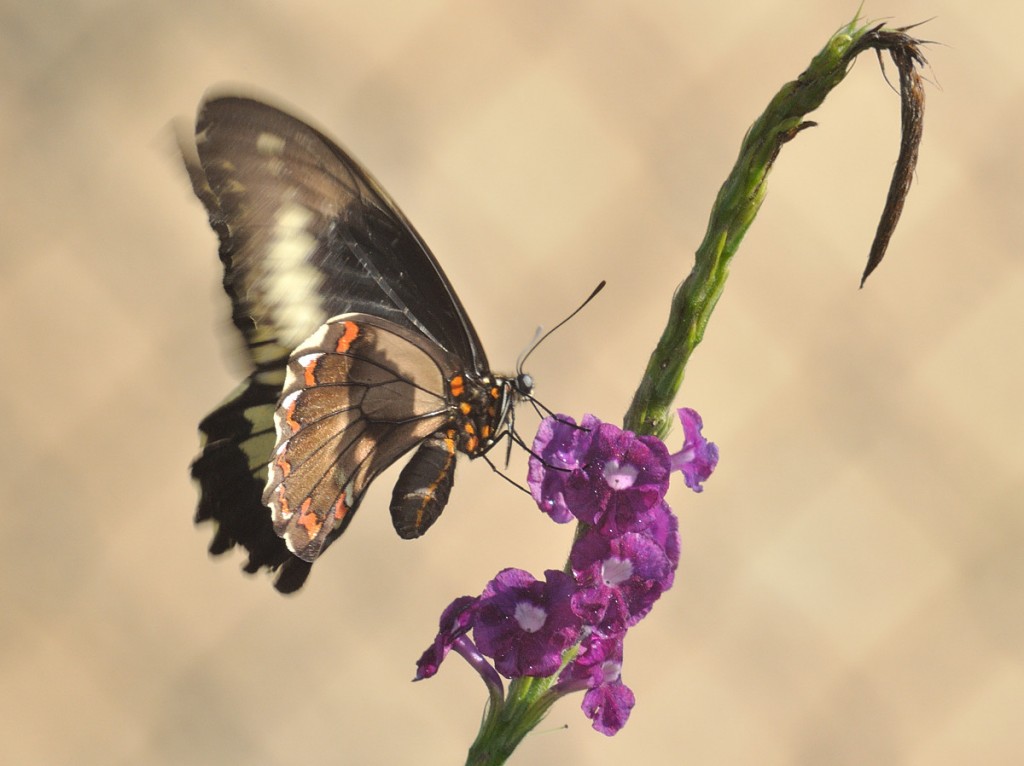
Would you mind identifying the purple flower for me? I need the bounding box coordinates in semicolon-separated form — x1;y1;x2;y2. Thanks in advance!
567;422;671;536
582;679;635;736
669;407;718;492
527;414;597;523
557;632;635;736
417;410;717;742
473;568;582;678
414;595;479;681
569;503;681;632
529;415;672;537
558;631;621;688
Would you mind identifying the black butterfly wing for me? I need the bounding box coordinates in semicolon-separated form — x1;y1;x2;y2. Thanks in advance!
190;369;314;592
192;95;489;366
182;95;486;590
263;314;457;561
182;117;310;591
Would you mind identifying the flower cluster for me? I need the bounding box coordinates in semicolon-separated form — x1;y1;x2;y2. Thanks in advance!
415;408;717;736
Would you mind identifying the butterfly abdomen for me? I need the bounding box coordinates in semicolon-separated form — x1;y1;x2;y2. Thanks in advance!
390;429;459;539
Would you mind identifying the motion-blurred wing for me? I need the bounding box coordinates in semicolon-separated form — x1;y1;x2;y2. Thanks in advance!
189;95;487;364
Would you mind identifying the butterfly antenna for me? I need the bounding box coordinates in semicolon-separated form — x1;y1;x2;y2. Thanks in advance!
516;280;606;376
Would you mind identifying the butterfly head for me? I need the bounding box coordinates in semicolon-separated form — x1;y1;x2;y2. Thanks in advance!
513;372;534;399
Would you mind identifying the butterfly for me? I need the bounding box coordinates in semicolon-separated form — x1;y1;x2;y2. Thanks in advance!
181;95;533;592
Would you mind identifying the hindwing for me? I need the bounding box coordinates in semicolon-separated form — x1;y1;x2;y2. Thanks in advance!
263;314;456;561
190;368;313;593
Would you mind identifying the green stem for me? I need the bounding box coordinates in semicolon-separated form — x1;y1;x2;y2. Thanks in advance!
623;15;925;438
464;13;929;765
466;678;561;766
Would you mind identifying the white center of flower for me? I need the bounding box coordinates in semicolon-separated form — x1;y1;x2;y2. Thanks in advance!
602;556;634;586
600;660;622;684
670;446;695;472
514;601;548;633
603;459;638;490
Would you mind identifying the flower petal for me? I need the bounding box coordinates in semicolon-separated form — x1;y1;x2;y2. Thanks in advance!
414;595;479;680
670;407;719;492
474;569;582;678
582;680;635;736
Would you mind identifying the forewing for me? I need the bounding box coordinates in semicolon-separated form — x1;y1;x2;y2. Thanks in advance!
263;314;456;561
185;95;487;367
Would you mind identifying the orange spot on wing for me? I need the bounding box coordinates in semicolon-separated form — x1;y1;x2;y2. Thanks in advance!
335;321;359;353
276;486;293;518
459;402;472;415
285;399;301;433
450;375;465;397
297;498;321;535
333;494;349;521
303;358;318;387
275;449;291;478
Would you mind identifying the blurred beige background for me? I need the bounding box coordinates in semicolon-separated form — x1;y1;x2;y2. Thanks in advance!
3;1;1021;764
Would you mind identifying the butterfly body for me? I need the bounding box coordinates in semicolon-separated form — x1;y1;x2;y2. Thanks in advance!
182;95;529;591
263;312;523;561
